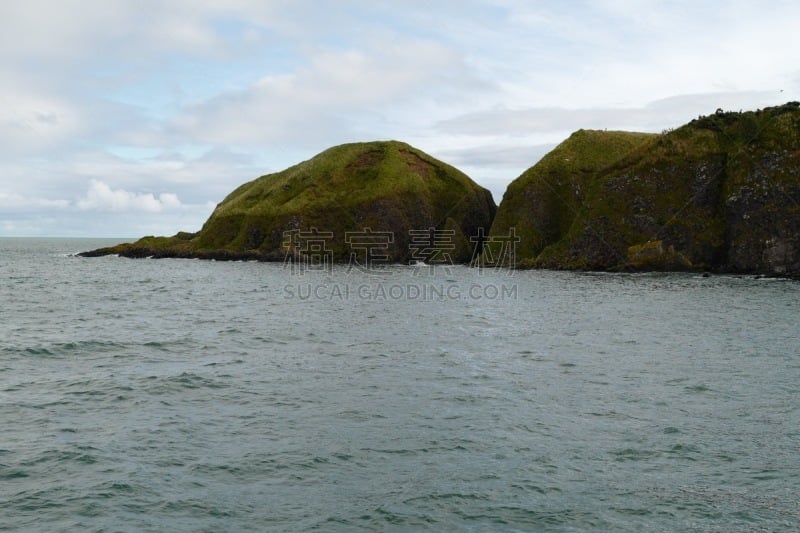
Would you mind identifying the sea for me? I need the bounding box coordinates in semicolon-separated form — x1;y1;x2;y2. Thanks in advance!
1;237;799;532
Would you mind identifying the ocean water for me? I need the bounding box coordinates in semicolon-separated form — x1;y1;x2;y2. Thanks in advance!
1;238;799;532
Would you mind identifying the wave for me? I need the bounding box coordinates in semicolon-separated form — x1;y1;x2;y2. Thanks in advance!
1;341;129;359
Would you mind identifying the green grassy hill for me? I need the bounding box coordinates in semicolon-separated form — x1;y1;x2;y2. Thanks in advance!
492;102;800;276
83;141;496;263
487;129;656;261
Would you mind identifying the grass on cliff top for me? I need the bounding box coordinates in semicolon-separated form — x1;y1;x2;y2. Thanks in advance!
183;139;495;254
495;129;657;214
208;140;484;221
536;129;658;175
488;129;656;258
532;102;800;269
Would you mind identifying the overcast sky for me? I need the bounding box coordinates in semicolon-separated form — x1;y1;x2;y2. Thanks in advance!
1;0;798;237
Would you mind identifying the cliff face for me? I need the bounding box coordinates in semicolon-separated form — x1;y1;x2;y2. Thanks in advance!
487;129;656;261
82;141;496;263
491;102;800;277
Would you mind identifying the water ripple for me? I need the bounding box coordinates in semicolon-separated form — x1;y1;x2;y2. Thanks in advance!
1;238;799;531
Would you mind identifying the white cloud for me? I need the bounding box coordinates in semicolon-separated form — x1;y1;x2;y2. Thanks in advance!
1;1;799;235
0;1;228;63
0;85;84;155
437;91;789;137
170;38;484;146
484;0;800;107
436;143;556;170
77;179;185;212
0;192;70;210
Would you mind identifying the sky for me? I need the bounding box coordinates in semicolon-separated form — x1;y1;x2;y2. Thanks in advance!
1;0;798;237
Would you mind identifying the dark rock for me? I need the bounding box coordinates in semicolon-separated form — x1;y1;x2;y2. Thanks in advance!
491;102;800;278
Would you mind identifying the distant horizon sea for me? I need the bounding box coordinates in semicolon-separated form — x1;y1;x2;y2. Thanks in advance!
2;237;799;532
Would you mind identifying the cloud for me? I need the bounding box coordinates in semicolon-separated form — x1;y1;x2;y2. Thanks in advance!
1;1;800;236
63;148;264;203
170;38;485;146
427;143;557;202
0;1;230;64
0;192;70;210
0;85;83;155
0;144;262;236
436;91;789;137
77;179;184;212
435;143;556;170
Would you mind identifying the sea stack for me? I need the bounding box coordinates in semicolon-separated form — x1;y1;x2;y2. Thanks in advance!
82;141;497;263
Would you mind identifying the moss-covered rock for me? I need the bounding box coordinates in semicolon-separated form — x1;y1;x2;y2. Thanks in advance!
487;129;656;264
81;141;496;263
491;102;800;277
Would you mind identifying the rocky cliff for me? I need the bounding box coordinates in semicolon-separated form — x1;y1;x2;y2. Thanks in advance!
489;102;800;277
82;141;497;264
